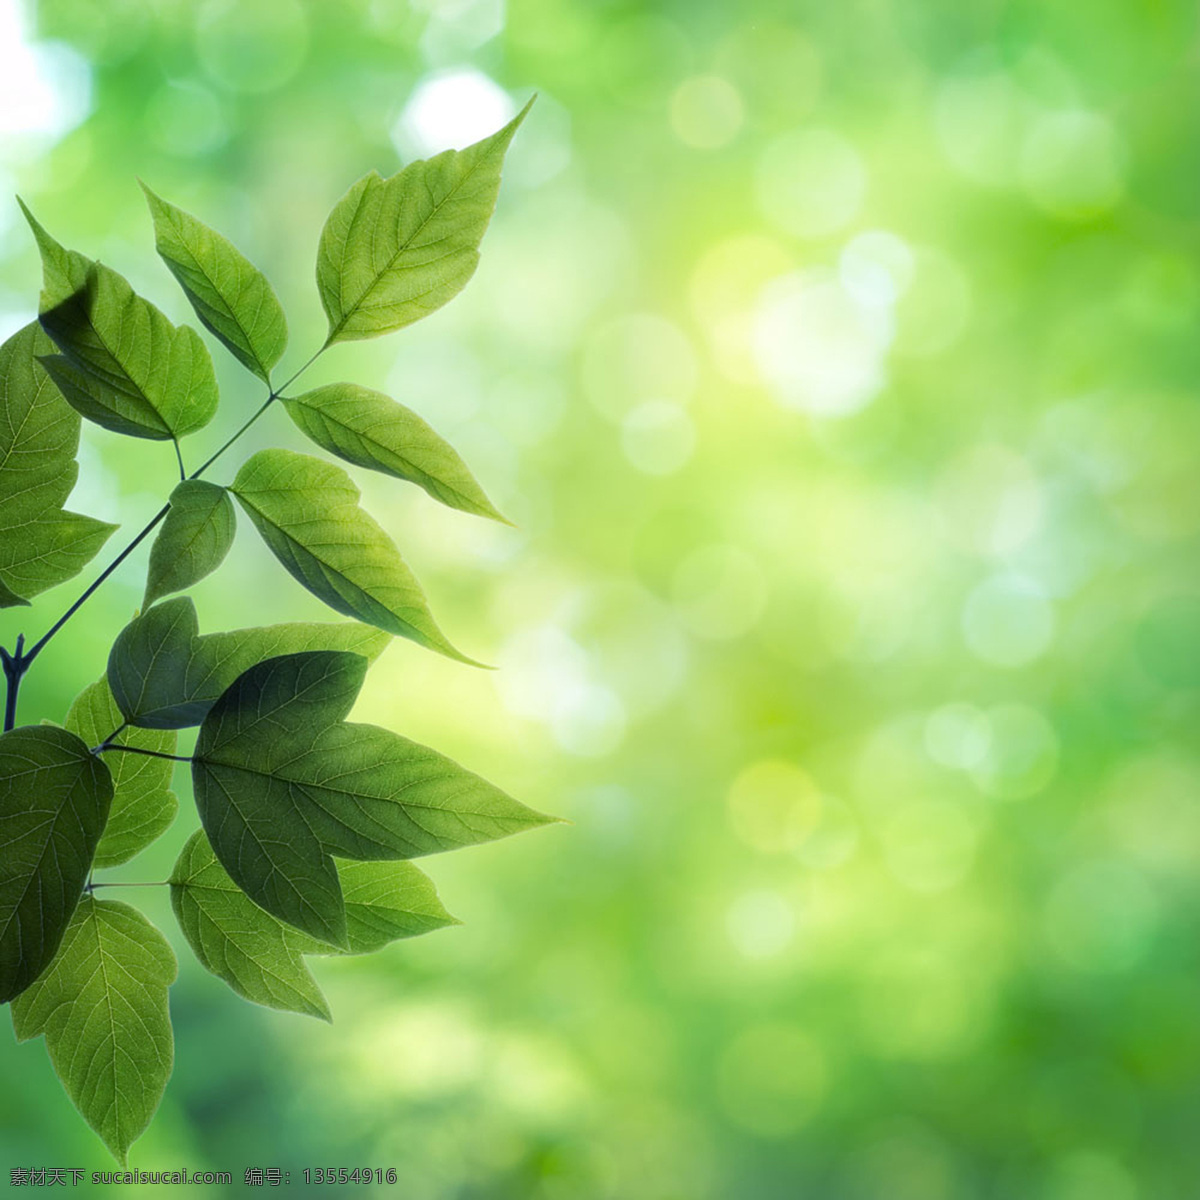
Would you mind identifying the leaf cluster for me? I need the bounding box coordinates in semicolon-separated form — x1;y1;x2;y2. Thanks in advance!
0;101;549;1163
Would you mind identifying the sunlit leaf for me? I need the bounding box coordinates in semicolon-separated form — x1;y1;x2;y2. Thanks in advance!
106;595;390;729
0;322;116;607
24;206;219;440
142;184;288;383
65;676;177;870
107;597;202;730
317;99;531;344
231;448;476;662
143;480;236;607
192;650;552;944
0;725;113;1004
11;897;175;1165
284;383;508;522
170;830;330;1021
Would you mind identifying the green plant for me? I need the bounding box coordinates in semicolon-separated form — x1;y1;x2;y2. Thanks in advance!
0;100;552;1163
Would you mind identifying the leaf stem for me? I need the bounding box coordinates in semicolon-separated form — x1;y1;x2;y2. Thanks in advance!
2;633;25;732
172;437;186;481
86;881;168;889
10;343;328;696
98;743;192;763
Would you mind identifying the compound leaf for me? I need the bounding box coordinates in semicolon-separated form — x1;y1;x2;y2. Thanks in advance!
170;831;330;1021
65;677;177;870
25;208;218;440
192;651;551;944
0;322;116;606
317;99;531;344
143;480;235;608
0;726;113;1004
11;897;176;1165
142;184;287;383
284;383;507;522
231;448;475;663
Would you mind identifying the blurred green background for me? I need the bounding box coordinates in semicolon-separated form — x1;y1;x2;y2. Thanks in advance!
3;0;1200;1195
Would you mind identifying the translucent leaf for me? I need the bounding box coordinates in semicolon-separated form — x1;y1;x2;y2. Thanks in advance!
231;448;475;663
284;383;508;522
0;322;116;606
317;99;531;344
0;725;113;1003
24;205;219;441
143;480;236;607
192;650;553;944
65;676;177;870
107;597;203;730
142;184;288;383
169;831;330;1021
324;859;459;955
11;897;176;1164
106;595;389;730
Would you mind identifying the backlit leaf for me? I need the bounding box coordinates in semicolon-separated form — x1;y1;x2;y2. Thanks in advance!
107;597;202;730
231;447;475;662
11;898;176;1164
0;322;116;606
192;650;552;943
170;830;330;1021
65;677;177;870
0;725;113;1004
25;207;218;440
284;383;508;522
317;100;531;344
142;184;288;383
143;480;236;607
106;595;390;729
325;859;459;955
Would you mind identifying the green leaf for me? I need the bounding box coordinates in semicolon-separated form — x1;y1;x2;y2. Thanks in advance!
107;597;202;730
329;859;459;955
143;480;236;607
65;677;177;870
106;595;390;729
24;208;219;440
142;184;288;383
231;448;475;663
0;726;113;1004
317;99;531;345
284;383;508;522
18;198;91;307
0;322;116;607
170;831;330;1021
11;897;176;1165
192;651;551;944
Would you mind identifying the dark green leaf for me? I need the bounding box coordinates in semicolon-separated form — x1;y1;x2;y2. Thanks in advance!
0;725;113;1003
106;596;390;730
65;677;177;869
170;831;330;1021
192;651;551;943
143;480;236;607
0;323;116;606
11;897;176;1164
24;207;219;440
107;598;202;729
231;448;476;662
284;383;508;522
317;99;531;344
142;184;288;383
